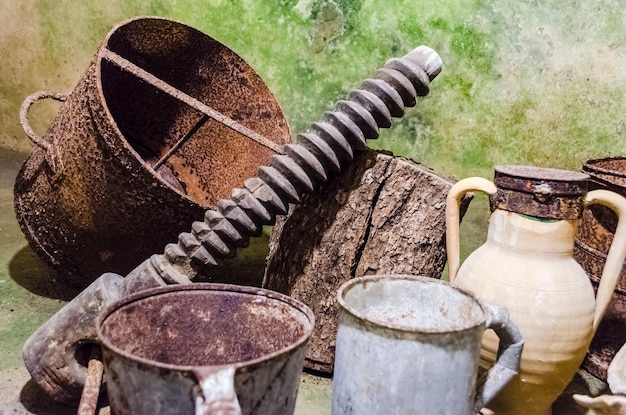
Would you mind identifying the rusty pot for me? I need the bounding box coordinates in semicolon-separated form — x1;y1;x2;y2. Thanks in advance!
575;156;626;380
96;283;314;415
15;16;290;287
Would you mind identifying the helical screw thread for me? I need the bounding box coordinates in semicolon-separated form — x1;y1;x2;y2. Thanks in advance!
155;46;443;282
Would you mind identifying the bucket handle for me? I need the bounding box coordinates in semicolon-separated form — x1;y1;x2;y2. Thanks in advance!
19;91;67;174
474;304;524;412
584;189;626;332
193;366;242;415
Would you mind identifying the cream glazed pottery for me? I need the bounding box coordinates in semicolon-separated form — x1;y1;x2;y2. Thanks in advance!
446;165;626;415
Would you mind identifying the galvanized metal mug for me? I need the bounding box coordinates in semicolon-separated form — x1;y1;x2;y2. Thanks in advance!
96;283;314;415
331;274;523;415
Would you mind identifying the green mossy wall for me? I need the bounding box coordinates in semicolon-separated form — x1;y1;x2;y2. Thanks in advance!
2;0;626;179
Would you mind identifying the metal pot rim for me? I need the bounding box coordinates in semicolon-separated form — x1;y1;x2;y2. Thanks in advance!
583;156;626;179
336;274;488;334
95;282;315;372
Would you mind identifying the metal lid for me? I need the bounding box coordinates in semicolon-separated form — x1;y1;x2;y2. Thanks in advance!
490;165;590;220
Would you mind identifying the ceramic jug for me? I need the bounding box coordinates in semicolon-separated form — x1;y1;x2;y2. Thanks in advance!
446;165;626;415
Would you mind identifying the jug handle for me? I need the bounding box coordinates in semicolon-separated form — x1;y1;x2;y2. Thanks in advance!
193;366;242;415
474;304;524;413
446;177;497;284
584;189;626;332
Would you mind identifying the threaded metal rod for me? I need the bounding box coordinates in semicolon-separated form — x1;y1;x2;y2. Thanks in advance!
154;46;443;283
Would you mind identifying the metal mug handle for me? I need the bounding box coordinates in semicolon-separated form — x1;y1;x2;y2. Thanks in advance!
193;366;242;415
445;176;497;284
584;189;626;332
473;304;524;413
19;90;67;175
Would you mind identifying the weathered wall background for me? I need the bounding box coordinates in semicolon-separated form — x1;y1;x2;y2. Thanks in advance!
2;0;626;180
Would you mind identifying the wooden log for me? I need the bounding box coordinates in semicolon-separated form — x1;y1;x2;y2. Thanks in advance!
262;148;470;373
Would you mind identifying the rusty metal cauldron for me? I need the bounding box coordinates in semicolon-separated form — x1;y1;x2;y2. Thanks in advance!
575;156;626;380
15;16;290;287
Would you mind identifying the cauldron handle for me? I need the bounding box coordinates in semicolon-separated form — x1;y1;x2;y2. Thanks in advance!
19;90;67;173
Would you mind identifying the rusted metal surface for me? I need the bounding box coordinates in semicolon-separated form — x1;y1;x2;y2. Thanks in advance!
14;16;291;287
22;43;444;404
151;46;443;284
575;156;626;380
96;283;314;415
490;165;590;220
77;346;104;415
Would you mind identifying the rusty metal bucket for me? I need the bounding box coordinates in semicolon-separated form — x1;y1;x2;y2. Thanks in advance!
575;156;626;380
15;16;290;287
96;283;314;415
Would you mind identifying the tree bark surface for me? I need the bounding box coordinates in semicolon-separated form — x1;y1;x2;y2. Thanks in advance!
262;148;467;373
